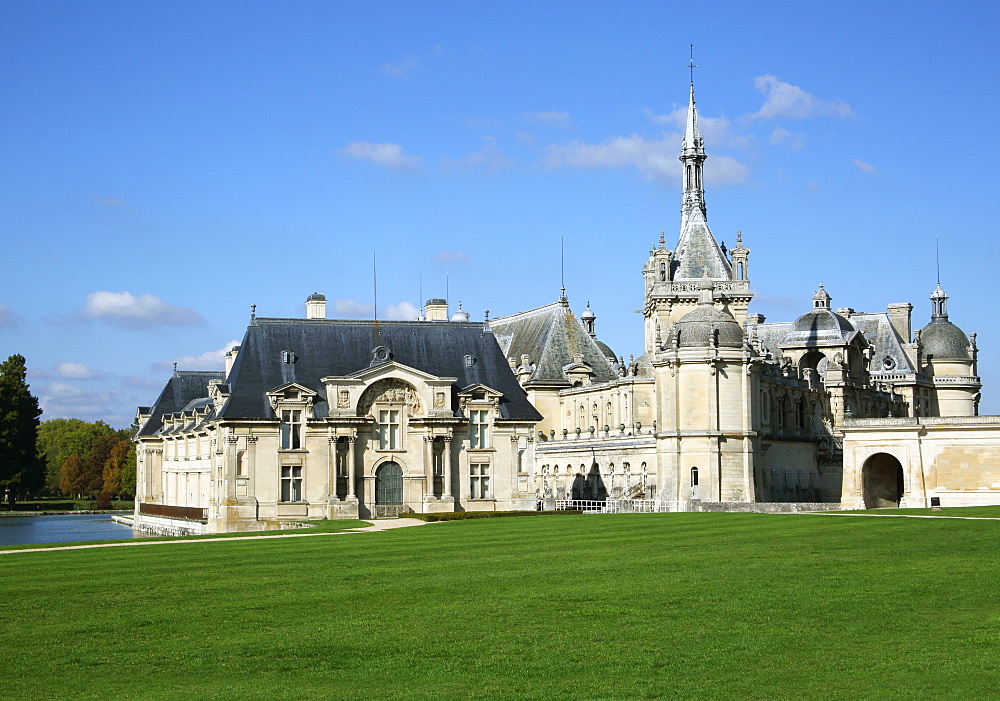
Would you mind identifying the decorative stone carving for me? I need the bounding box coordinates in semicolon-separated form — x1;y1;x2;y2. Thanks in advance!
434;391;446;409
358;378;422;416
337;389;350;409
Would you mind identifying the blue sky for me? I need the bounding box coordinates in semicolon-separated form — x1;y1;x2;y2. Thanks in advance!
3;0;998;426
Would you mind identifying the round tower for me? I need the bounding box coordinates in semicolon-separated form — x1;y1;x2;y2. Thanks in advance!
919;285;980;416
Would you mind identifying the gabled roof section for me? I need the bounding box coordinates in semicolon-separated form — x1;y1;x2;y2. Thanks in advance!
138;371;225;436
491;301;618;386
218;318;540;422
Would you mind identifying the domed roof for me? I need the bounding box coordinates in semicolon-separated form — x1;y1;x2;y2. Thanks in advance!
580;302;596;320
920;318;970;360
920;284;970;360
781;285;856;346
675;304;744;348
671;279;743;349
306;292;326;301
781;309;856;346
594;339;616;360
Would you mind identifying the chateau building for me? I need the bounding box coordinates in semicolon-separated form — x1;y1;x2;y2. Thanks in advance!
133;75;996;534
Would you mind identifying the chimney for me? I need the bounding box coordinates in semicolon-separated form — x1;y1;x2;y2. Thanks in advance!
887;303;913;343
425;298;448;321
225;345;241;376
306;293;327;319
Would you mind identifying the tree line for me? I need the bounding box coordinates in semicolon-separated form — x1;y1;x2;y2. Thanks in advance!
0;354;136;507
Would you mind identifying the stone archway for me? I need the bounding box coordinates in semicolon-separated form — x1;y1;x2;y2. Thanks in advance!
861;453;904;509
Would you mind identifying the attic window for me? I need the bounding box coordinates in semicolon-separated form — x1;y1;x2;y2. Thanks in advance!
281;351;297;364
283;389;298;399
465;354;477;368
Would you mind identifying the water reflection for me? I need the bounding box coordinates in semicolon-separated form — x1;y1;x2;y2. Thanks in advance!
0;514;137;547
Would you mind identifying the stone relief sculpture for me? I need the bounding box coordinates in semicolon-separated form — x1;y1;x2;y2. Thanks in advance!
358;378;422;416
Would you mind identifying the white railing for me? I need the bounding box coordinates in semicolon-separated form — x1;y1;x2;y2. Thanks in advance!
553;498;673;513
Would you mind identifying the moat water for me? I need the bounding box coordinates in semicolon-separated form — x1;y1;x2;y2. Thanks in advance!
0;514;137;547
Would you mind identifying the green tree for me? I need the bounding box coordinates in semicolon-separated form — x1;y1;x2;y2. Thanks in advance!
0;355;44;505
37;418;116;493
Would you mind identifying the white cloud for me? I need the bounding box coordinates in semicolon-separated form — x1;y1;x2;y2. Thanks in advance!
83;291;204;329
749;75;854;120
124;375;165;391
93;196;125;207
770;127;806;150
39;381;121;420
381;54;421;78
441;137;514;173
542;134;749;186
522;111;573;127
342;142;422;172
384;302;420;321
435;250;470;263
153;339;240;372
853;159;880;175
0;303;16;328
332;299;374;319
55;361;101;380
644;109;751;150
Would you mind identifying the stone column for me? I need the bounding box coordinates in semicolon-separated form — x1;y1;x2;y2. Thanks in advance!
346;434;358;502
423;436;435;500
328;436;338;500
441;436;453;499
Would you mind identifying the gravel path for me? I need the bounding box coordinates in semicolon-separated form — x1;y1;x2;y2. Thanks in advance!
0;518;429;555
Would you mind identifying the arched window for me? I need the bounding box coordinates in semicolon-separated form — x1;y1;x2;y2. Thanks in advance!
691;466;699;487
659;263;667;282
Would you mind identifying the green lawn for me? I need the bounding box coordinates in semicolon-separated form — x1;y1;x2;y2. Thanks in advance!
2;513;998;699
840;504;1000;518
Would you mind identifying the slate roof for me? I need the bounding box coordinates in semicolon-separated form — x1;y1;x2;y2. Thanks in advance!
491;301;619;387
215;318;541;422
672;209;733;281
754;311;915;374
138;371;225;436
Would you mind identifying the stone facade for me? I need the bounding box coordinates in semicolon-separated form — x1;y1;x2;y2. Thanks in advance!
134;75;996;532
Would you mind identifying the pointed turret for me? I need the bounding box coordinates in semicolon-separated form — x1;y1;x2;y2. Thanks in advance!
672;78;732;281
642;55;753;354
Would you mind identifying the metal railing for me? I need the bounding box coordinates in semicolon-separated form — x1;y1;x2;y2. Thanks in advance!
138;502;208;523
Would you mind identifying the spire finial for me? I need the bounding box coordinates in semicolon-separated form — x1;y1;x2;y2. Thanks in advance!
687;43;698;86
936;236;941;287
659;231;665;246
250;304;256;319
736;229;742;245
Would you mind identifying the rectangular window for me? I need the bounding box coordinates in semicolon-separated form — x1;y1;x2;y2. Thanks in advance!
469;410;489;449
470;463;490;499
280;465;302;502
280;409;302;450
378;409;400;450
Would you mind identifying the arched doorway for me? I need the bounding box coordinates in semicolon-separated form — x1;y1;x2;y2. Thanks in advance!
375;462;403;505
861;453;904;508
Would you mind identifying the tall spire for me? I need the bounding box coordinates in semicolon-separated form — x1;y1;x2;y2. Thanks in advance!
671;46;731;281
680;44;706;230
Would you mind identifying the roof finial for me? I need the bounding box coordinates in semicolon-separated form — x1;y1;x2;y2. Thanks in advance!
687;43;699;86
250;304;256;319
560;232;567;302
936;236;941;287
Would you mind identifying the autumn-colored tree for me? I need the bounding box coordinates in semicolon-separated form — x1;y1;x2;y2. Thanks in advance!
101;438;134;498
59;454;85;497
37;418;116;493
